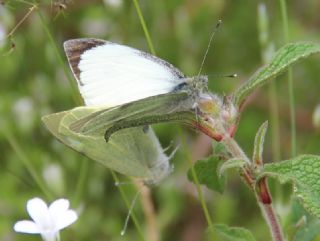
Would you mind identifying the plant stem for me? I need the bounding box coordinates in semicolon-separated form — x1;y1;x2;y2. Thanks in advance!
257;179;284;241
7;4;36;37
73;158;89;206
130;2;165;240
221;135;284;241
257;3;282;161
268;82;282;161
132;0;156;55
221;136;250;164
279;0;296;157
259;203;284;241
32;1;92;208
34;4;82;105
2;128;53;200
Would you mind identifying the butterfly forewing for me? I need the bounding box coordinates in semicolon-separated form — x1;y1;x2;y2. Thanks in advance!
64;38;186;107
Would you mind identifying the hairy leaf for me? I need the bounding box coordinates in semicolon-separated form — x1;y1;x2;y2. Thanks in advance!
187;155;224;193
293;219;320;241
212;141;229;158
262;155;320;218
219;158;246;176
233;42;320;106
252;121;268;168
212;224;256;241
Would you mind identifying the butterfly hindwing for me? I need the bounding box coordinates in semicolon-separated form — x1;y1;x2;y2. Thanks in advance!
42;108;168;180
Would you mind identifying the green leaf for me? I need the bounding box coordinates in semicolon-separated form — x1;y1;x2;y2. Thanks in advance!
212;141;229;158
252;121;268;169
233;42;320;106
219;158;246;176
293;219;320;241
212;224;256;241
262;155;320;218
187;155;224;193
42;107;172;184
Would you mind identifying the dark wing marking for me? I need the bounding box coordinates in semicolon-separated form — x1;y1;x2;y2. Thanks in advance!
63;38;107;85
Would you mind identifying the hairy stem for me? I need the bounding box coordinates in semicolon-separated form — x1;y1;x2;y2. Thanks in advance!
221;136;250;164
257;178;284;241
221;135;284;241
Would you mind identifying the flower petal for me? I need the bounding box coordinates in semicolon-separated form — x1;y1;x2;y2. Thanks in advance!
49;199;69;215
41;231;59;241
14;220;40;234
49;199;71;227
27;197;51;226
54;210;78;230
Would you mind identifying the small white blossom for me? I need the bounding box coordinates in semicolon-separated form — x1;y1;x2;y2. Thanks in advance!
14;197;78;241
103;0;122;8
313;104;320;130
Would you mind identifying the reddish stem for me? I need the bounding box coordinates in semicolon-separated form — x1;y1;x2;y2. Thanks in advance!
192;121;223;141
221;135;284;241
258;177;272;204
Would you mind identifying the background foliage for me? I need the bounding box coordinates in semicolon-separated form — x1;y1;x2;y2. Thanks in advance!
1;0;320;240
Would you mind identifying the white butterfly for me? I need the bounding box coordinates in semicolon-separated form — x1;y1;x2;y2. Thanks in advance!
63;38;222;143
63;38;198;108
62;38;197;185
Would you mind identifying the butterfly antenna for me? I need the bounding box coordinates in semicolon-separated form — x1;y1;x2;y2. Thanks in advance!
197;19;222;77
120;189;141;236
207;73;238;78
115;181;134;186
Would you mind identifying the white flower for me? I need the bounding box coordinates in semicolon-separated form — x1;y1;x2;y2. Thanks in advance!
14;197;78;241
103;0;122;8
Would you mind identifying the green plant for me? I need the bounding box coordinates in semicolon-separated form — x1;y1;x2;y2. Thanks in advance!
2;1;320;241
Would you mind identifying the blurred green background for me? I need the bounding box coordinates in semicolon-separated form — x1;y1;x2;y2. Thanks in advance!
1;0;320;240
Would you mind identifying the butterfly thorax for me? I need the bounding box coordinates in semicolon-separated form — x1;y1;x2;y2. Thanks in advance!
182;75;208;96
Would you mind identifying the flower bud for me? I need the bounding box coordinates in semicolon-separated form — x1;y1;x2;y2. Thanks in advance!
221;98;238;124
198;93;222;116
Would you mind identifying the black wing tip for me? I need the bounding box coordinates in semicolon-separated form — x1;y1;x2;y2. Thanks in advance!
63;38;107;55
63;39;77;52
63;38;107;83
